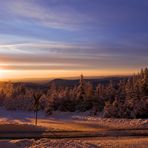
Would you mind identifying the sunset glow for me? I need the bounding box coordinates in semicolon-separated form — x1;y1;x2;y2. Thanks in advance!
0;1;148;146
0;0;148;80
0;69;139;81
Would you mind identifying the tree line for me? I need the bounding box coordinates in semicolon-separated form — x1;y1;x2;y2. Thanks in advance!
0;68;148;119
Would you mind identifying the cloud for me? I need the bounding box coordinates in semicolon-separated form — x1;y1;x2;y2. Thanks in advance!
0;40;110;70
3;0;92;30
0;63;91;70
0;40;97;55
0;0;148;73
1;37;148;57
0;37;148;71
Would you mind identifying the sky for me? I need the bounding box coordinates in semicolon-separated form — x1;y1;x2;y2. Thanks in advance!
0;0;148;80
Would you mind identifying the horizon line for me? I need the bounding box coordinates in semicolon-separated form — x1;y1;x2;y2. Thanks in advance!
0;74;132;82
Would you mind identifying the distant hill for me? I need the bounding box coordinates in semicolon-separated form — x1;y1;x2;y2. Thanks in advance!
47;76;129;89
0;76;129;90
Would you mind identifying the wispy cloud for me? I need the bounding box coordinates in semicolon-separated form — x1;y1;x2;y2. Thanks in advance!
3;0;92;30
0;36;148;71
0;0;148;76
1;37;148;57
0;40;97;55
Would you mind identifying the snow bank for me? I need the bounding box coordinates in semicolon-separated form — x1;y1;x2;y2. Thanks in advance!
72;115;148;129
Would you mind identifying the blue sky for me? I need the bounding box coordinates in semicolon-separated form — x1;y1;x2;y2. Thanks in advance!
0;0;148;79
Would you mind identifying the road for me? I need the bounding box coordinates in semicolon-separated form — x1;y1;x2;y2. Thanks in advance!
0;129;148;140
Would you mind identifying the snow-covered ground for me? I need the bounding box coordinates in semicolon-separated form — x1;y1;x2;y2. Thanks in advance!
0;108;148;147
0;107;147;131
72;115;148;129
0;137;148;148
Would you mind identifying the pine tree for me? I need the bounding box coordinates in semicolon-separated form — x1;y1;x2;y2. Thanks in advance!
77;74;86;101
141;68;148;95
76;75;91;112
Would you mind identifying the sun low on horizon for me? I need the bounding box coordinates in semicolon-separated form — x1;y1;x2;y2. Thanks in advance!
0;0;148;81
0;68;3;79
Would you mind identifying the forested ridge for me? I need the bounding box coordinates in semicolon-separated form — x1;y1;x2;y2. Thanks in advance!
0;68;148;119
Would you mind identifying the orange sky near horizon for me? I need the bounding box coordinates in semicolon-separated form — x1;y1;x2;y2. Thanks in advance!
0;69;139;81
